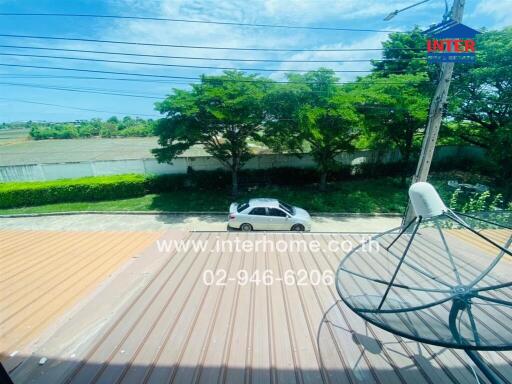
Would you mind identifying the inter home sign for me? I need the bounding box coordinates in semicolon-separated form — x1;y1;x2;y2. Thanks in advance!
424;21;481;64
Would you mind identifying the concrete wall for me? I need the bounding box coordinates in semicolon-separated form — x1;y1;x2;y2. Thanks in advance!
0;146;485;182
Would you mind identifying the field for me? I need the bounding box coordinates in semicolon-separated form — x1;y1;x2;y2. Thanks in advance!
0;135;274;166
0;136;210;166
0;128;30;146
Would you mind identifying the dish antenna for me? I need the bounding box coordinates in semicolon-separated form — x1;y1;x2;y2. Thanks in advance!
337;182;512;384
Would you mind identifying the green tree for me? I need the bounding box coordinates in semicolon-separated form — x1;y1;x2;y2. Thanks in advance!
26;118;154;139
353;74;430;182
264;69;362;191
153;71;270;196
372;27;435;79
448;27;512;182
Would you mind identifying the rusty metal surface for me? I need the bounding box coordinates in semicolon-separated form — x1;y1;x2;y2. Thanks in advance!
5;231;512;383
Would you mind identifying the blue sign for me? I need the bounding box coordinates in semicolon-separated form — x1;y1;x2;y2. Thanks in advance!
424;20;481;64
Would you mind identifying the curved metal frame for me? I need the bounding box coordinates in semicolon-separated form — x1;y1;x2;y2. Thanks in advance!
335;211;512;353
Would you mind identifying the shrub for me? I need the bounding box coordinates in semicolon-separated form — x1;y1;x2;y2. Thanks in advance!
147;168;329;192
116;125;155;137
431;155;495;176
353;161;414;179
0;174;147;209
27;118;156;140
0;168;350;209
448;189;508;213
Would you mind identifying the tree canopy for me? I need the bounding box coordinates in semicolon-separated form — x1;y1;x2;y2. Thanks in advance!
372;27;431;77
447;27;512;180
151;25;511;193
352;73;430;180
264;69;362;190
153;70;270;195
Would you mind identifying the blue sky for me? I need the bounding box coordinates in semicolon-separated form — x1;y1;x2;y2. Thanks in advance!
0;0;510;122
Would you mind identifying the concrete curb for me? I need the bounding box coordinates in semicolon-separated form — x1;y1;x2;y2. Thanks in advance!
313;212;401;217
0;211;402;219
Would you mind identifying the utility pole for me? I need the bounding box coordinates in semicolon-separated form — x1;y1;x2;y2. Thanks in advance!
403;0;465;223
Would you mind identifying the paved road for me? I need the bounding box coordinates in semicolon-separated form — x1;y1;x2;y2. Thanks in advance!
0;213;401;233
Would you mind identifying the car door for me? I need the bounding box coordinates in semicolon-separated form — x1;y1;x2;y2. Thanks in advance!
267;208;289;230
248;207;268;230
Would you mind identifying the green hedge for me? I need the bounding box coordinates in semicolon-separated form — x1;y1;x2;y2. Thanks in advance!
0;174;147;209
0;154;487;209
0;168;352;209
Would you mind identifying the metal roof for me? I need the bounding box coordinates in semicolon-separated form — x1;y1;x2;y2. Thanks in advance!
4;231;512;383
0;229;162;365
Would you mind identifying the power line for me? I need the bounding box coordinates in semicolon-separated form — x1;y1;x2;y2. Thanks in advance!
0;73;362;88
0;33;423;52
0;97;159;117
0;81;164;94
0;95;506;123
1;95;506;121
0;63;250;81
0;12;399;33
0;79;375;97
10;69;498;103
0;82;162;99
2;74;411;92
0;52;388;73
0;73;194;84
0;73;440;91
0;44;427;63
0;63;431;84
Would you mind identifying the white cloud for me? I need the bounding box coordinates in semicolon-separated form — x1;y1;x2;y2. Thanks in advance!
3;0;444;87
261;0;415;23
110;0;410;24
96;0;418;82
470;0;512;29
269;33;390;82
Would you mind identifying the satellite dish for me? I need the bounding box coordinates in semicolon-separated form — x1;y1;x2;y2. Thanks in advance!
336;182;512;384
409;182;447;218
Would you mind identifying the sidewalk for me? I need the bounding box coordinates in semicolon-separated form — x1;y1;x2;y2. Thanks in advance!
0;213;401;232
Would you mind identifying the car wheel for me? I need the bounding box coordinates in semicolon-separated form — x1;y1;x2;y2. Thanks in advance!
291;224;305;232
240;223;253;232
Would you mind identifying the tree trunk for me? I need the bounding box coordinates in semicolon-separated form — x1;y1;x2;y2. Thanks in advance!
230;152;241;197
231;168;239;197
319;171;327;192
401;153;410;186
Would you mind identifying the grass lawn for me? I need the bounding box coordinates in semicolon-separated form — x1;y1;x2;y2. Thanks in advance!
0;174;471;215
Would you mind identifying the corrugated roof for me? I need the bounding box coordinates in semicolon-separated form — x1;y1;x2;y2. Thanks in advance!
5;231;512;384
0;230;162;362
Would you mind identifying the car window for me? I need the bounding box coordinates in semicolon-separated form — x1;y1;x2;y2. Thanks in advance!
249;207;267;216
278;201;294;215
268;208;287;217
237;202;249;213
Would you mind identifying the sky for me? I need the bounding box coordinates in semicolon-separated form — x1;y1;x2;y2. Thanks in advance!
0;0;510;122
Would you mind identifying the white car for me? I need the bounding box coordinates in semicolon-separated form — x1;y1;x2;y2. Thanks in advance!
228;198;312;231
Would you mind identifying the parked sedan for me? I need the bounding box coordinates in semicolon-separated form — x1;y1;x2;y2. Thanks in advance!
228;198;312;231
